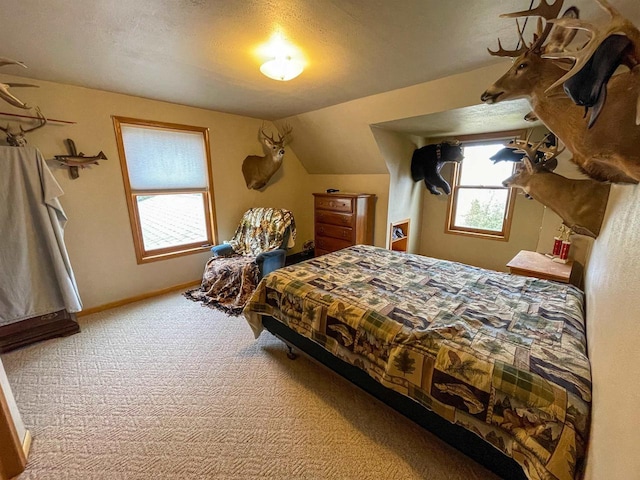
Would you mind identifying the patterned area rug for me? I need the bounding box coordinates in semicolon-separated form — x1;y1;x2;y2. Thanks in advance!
1;292;497;480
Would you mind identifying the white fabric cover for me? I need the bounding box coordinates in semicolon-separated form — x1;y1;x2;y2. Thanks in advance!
0;146;82;326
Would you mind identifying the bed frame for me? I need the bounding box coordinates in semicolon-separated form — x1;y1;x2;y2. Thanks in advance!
262;315;527;480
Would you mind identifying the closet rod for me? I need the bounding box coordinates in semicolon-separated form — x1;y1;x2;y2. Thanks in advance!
0;111;76;125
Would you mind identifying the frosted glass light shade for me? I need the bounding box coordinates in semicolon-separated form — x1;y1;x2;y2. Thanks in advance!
260;56;303;81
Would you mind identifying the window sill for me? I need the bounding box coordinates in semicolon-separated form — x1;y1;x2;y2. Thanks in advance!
444;227;509;242
137;244;212;264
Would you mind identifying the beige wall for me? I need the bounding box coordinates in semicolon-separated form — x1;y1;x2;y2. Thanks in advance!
282;62;513;175
280;61;525;261
417;164;545;272
0;73;316;310
583;183;640;480
371;127;423;251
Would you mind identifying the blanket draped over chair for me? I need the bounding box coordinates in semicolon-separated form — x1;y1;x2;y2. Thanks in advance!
227;208;296;255
185;208;296;315
184;256;260;315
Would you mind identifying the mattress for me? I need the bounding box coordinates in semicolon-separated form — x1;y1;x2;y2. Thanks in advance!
244;245;591;480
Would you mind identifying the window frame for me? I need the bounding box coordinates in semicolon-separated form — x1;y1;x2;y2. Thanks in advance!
113;116;218;264
445;130;524;241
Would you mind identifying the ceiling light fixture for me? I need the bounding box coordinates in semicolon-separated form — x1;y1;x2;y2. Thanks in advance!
260;55;303;81
259;32;304;82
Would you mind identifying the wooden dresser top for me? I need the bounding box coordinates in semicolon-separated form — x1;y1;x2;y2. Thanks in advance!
313;192;374;198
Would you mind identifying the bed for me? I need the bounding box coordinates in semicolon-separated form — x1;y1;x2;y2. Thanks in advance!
244;245;591;480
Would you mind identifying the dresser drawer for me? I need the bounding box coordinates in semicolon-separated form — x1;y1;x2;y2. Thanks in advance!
315;235;352;253
315;211;353;227
315;196;353;213
316;223;353;241
312;192;375;256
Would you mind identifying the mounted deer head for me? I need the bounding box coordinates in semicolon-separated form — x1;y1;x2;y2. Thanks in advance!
490;132;558;171
543;0;640;125
242;124;293;190
481;0;640;185
0;107;47;146
503;134;610;237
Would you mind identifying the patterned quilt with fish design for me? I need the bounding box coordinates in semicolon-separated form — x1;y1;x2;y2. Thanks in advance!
244;245;591;480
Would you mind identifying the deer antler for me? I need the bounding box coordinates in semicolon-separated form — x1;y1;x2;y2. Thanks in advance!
260;125;276;144
500;0;564;22
488;19;530;57
488;38;528;58
506;130;535;152
20;107;47;134
277;123;293;145
537;133;564;170
514;133;563;171
543;0;640;92
0;57;27;69
500;0;565;53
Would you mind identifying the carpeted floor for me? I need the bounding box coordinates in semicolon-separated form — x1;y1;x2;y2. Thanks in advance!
2;292;498;479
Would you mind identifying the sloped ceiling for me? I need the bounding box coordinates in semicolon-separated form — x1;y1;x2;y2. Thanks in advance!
373;100;537;139
0;0;638;173
0;0;523;119
4;0;637;120
281;62;535;174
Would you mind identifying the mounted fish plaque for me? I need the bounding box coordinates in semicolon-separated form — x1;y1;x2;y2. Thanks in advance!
54;138;107;179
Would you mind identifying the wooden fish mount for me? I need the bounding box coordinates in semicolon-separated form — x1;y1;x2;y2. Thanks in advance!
54;138;107;179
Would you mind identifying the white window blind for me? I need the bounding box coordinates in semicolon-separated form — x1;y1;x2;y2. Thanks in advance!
121;125;208;190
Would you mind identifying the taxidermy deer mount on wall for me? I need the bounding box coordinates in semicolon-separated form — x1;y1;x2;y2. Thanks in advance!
0;107;47;146
503;134;610;238
242;124;293;190
410;141;463;195
481;0;640;184
490;133;558;171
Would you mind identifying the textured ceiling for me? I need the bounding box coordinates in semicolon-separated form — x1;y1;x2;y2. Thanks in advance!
0;0;638;123
374;99;538;138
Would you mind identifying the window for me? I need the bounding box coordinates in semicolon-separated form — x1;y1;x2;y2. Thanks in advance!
446;132;521;241
113;117;217;263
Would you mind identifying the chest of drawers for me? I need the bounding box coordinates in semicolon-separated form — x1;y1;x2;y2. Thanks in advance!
313;193;375;256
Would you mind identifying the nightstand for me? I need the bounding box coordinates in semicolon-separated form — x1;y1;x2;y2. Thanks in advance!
506;250;574;284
